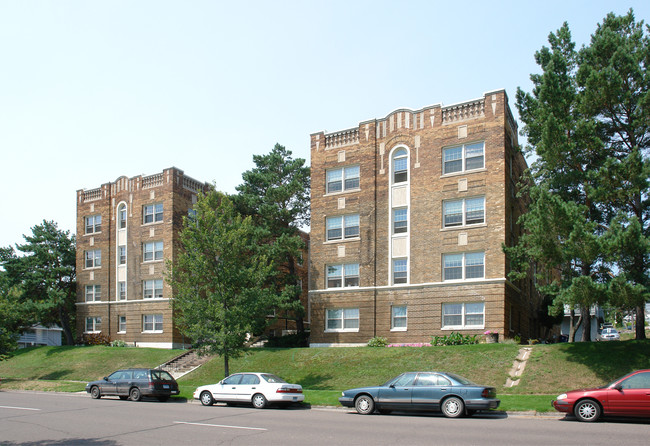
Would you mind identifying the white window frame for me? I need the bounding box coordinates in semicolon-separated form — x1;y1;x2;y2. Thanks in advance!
118;316;126;333
326;263;360;288
326;214;360;241
443;197;485;228
325;308;360;333
326;165;360;194
85;284;101;302
392;258;408;284
442;302;485;329
143;203;163;224
118;281;127;301
143;241;163;262
118;245;127;265
443;252;485;281
84;215;102;234
392;148;409;184
118;204;127;229
391;305;408;331
393;207;408;234
142;314;163;333
85;249;101;269
143;279;164;299
442;141;485;175
85;316;101;333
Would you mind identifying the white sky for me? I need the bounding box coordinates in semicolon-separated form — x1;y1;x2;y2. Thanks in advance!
1;0;648;248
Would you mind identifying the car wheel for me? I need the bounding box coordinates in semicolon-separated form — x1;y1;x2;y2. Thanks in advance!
574;399;601;422
354;395;375;415
119;396;128;400
441;397;464;418
200;391;214;406
90;386;101;399
129;387;142;402
252;393;268;409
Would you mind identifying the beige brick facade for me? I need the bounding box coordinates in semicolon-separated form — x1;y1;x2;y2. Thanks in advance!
308;90;540;346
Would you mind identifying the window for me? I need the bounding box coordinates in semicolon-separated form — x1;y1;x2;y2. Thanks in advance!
85;316;101;333
118;245;127;265
85;215;102;234
118;204;127;229
326;263;359;288
393;208;408;233
392;149;408;183
85;250;101;268
143;241;163;262
392;305;407;330
118;316;126;333
443;252;484;281
620;372;650;389
326;165;360;193
393;259;408;284
326;214;360;241
118;281;126;300
143;203;163;224
85;285;101;302
443;197;485;228
142;314;163;332
326;308;359;332
443;141;485;174
143;279;164;299
442;303;485;329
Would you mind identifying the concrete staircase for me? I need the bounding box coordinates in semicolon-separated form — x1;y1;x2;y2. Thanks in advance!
158;349;213;379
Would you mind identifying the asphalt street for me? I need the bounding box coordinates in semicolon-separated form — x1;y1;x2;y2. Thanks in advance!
1;391;648;445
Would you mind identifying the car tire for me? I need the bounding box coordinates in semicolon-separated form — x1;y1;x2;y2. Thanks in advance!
90;386;101;399
252;393;268;409
200;391;214;406
119;396;128;400
574;399;601;422
354;395;375;415
129;387;142;402
441;397;464;418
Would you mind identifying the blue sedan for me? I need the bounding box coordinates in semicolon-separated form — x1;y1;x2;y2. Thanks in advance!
339;372;500;417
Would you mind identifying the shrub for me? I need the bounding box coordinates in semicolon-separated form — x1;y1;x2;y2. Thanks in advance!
264;332;310;348
82;333;111;346
431;332;479;346
367;336;388;347
110;339;127;347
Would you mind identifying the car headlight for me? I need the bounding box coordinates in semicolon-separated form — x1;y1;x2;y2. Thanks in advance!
341;392;345;397
556;393;567;400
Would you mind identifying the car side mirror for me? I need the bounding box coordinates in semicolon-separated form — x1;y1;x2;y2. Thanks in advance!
389;384;395;388
613;383;623;391
103;377;109;381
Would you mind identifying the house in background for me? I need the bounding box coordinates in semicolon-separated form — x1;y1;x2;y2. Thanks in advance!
17;325;63;348
308;90;542;346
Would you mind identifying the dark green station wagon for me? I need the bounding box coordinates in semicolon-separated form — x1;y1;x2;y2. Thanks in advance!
85;368;179;402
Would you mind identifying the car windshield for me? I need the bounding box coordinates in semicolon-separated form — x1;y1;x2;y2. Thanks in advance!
261;374;287;383
445;373;477;386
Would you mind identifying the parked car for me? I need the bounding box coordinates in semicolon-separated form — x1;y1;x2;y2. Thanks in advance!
194;372;304;408
85;368;179;402
598;328;620;341
339;371;500;418
552;369;650;422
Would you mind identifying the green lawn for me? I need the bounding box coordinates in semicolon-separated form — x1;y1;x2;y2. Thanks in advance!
2;341;650;413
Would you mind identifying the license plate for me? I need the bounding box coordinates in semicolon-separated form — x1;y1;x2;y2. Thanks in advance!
163;384;169;389
292;397;297;401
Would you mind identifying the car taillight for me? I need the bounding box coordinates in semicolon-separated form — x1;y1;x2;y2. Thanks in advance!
482;388;494;398
276;387;302;393
149;381;155;388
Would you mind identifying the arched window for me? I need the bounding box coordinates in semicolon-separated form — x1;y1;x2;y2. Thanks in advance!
393;149;408;183
118;203;127;229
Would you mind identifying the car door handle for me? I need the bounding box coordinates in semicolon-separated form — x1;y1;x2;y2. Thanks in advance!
252;387;256;389
440;388;447;391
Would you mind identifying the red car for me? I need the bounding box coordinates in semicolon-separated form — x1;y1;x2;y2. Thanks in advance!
552;369;650;422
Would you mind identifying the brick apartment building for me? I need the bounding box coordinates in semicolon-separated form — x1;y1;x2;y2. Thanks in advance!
75;167;209;348
308;90;540;346
76;167;309;348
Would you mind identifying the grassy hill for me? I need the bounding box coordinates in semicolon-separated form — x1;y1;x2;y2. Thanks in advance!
1;341;649;412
